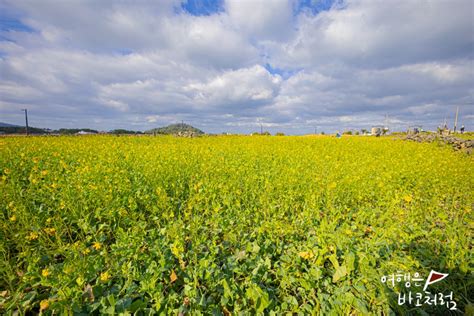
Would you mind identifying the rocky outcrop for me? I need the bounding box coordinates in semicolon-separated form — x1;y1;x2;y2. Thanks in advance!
174;131;201;138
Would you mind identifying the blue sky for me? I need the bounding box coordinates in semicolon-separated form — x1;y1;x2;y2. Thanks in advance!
0;0;337;25
0;8;33;43
0;0;472;134
0;17;31;32
180;0;336;16
181;0;225;15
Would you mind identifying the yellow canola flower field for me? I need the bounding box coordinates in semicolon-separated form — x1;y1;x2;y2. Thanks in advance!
0;135;472;314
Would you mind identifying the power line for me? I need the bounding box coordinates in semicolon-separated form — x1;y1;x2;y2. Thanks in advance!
21;109;29;136
454;106;459;133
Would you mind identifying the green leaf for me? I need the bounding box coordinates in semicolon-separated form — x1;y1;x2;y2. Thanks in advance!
328;254;340;269
332;265;347;283
130;299;147;313
222;279;233;300
344;252;356;274
246;284;270;313
252;242;261;254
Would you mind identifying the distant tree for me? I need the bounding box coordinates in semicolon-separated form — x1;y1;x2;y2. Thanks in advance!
251;131;271;136
361;129;368;134
110;129;142;135
0;126;48;134
321;131;325;135
275;132;285;136
355;131;360;135
343;131;353;135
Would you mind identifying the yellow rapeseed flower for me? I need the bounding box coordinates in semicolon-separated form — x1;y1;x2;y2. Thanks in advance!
170;243;181;257
26;232;39;241
298;251;315;260
100;271;110;282
93;242;102;250
9;215;16;222
44;228;56;235
41;170;48;176
41;268;50;277
170;270;178;283
40;299;49;311
403;195;413;203
76;276;84;286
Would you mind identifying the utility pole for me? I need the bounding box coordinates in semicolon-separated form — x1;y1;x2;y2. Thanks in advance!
260;123;263;135
453;106;459;133
21;109;29;136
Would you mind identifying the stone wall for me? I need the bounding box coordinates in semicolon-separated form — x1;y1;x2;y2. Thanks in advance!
404;134;473;154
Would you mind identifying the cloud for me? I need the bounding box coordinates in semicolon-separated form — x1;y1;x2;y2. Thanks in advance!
226;0;294;41
268;0;474;69
184;65;282;109
0;0;472;133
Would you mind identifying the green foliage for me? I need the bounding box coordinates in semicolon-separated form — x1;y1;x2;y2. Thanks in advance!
0;126;49;135
109;129;143;135
0;136;472;314
0;125;101;135
252;131;271;136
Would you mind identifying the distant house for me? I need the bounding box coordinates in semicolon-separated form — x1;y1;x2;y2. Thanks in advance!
371;126;384;136
76;130;96;135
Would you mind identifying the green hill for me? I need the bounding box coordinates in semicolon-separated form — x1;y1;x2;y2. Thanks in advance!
0;126;49;135
0;122;20;127
146;123;204;136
